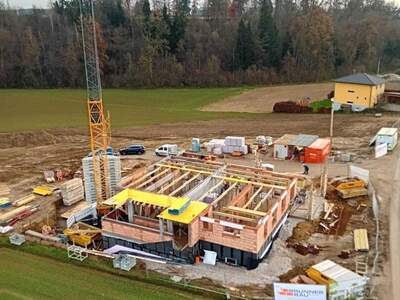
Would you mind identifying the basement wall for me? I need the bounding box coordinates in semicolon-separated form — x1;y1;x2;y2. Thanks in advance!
102;218;173;244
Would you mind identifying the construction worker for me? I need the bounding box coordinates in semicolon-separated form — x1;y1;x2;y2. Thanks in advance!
303;164;309;175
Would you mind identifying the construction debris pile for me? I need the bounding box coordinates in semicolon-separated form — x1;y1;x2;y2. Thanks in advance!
318;177;368;236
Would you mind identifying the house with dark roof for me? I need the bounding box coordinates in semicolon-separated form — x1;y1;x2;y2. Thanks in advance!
332;73;385;111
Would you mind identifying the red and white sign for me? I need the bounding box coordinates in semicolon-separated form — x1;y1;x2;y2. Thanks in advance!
274;283;326;300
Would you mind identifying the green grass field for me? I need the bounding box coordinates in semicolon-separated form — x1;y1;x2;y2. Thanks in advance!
0;248;209;300
0;88;252;132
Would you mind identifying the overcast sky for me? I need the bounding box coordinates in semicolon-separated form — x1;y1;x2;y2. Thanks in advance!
8;0;49;8
7;0;400;8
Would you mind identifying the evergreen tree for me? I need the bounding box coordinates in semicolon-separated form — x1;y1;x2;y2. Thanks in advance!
258;0;280;67
142;0;151;21
169;14;185;54
142;0;151;35
235;19;256;70
175;0;191;16
161;4;171;44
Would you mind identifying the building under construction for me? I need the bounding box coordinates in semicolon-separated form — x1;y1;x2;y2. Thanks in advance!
101;156;298;268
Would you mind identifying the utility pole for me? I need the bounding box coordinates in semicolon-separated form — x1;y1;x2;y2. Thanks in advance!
321;99;334;196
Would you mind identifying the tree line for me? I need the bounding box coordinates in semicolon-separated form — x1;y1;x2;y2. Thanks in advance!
0;0;399;88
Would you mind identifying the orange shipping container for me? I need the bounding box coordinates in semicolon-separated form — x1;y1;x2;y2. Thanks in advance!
304;138;331;163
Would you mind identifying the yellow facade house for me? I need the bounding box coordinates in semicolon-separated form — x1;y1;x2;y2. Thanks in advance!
332;73;385;111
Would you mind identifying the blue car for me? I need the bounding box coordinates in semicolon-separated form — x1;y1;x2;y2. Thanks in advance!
119;144;145;155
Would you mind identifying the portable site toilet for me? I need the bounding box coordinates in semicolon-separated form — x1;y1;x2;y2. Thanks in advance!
191;138;201;153
376;127;398;151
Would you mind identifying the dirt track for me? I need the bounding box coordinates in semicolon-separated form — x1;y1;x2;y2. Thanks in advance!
201;83;333;113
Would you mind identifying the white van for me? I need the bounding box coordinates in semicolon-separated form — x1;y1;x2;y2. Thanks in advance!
155;144;178;157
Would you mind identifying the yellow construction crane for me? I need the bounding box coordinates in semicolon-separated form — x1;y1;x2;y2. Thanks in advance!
79;0;111;204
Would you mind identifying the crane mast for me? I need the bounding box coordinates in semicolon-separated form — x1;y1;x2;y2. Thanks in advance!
79;0;111;203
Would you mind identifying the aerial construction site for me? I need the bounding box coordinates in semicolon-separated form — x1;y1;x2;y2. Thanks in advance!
1;0;400;300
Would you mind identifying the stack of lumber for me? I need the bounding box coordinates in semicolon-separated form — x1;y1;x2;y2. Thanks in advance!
33;186;53;196
0;198;11;209
354;228;369;252
13;194;36;207
60;178;84;206
0;205;31;224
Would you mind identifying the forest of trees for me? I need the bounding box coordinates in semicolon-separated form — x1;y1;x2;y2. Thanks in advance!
0;0;400;88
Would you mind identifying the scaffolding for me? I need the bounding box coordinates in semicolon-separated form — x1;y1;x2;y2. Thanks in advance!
67;244;88;261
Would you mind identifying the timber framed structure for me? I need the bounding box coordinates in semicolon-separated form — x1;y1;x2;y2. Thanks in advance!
102;156;298;268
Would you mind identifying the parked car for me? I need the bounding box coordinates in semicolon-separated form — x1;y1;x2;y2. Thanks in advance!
154;144;178;157
119;144;145;155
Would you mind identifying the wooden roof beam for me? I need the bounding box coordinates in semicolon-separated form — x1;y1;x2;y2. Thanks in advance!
129;166;162;187
225;206;267;217
213;211;258;223
197;179;225;202
158;171;191;194
136;169;171;189
169;173;201;196
243;186;263;209
254;188;274;211
211;182;238;207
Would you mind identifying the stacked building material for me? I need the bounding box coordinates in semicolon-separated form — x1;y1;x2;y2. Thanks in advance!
0;198;11;209
13;194;36;207
223;136;248;154
205;139;225;153
0;205;32;225
60;178;84;206
82;154;121;204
